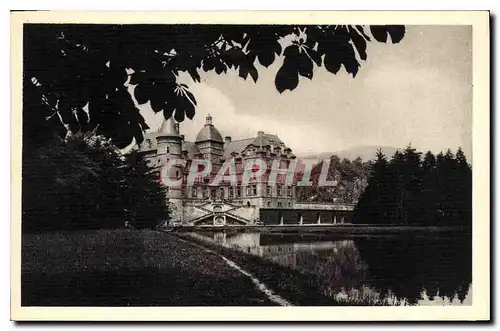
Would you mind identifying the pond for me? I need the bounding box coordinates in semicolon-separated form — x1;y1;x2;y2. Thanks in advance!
190;231;472;305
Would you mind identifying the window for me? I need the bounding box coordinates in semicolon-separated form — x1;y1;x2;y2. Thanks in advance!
146;139;151;148
267;201;271;207
277;202;282;207
219;187;225;198
236;187;241;197
211;188;217;198
246;201;251;207
287;186;293;197
191;187;197;198
175;170;179;178
267;186;272;196
203;188;208;198
166;146;170;153
277;185;282;196
247;185;257;196
229;187;234;198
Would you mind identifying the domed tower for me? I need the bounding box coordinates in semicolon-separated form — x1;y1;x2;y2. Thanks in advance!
156;117;183;202
195;114;224;164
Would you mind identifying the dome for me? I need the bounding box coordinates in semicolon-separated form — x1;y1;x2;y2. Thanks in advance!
195;114;224;143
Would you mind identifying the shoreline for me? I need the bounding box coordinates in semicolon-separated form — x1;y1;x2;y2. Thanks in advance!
168;224;471;235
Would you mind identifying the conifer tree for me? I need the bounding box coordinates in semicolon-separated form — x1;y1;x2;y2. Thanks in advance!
355;146;471;227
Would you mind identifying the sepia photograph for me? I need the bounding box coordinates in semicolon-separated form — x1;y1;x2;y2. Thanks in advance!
10;11;490;321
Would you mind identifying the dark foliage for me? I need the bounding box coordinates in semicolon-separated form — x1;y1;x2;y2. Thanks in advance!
354;146;472;227
22;134;169;232
23;24;405;150
296;155;371;203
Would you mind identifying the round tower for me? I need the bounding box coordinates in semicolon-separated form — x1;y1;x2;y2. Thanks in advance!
195;114;224;164
156;117;184;224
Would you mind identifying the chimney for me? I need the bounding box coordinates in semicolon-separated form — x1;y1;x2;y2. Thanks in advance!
224;136;231;149
174;122;180;134
257;130;264;136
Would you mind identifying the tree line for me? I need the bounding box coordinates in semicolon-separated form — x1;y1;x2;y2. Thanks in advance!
22;133;169;233
354;146;472;227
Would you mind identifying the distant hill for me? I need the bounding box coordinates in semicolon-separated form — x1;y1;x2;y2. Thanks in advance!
300;146;402;162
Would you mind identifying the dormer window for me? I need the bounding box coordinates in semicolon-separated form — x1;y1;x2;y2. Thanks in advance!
145;139;152;148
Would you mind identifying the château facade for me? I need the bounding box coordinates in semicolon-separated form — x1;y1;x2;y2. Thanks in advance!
137;114;298;226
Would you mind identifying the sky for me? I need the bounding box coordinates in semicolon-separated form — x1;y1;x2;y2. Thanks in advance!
135;25;472;158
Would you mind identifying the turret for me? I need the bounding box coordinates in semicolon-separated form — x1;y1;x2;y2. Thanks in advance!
156;117;182;156
195;114;224;164
156;117;183;202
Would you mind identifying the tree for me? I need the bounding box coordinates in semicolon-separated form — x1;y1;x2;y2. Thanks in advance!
24;24;405;150
354;149;390;224
421;151;438;225
22;133;169;232
401;145;423;223
454;148;472;227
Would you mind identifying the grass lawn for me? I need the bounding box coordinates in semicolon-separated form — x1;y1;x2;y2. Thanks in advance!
21;229;275;306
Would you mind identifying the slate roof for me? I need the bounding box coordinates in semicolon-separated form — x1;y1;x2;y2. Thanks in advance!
222;138;254;159
182;141;201;158
138;128;293;160
251;133;283;148
195;124;224;143
221;133;292;160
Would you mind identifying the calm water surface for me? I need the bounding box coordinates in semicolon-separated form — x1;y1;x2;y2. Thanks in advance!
191;231;472;306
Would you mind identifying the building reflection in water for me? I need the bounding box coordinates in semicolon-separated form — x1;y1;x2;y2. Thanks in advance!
193;231;472;306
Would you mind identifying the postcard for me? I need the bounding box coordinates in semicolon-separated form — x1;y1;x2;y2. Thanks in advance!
10;10;490;321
